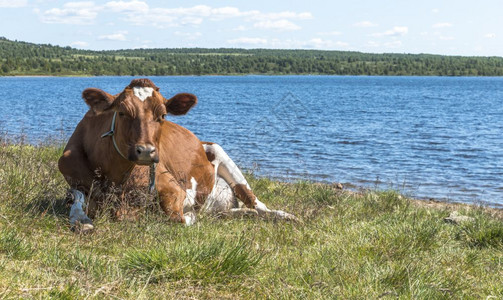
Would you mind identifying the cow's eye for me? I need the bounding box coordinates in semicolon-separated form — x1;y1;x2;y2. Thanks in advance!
158;114;166;122
118;112;125;117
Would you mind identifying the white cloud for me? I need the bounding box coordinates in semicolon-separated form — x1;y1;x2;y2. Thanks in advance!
109;4;312;29
317;31;342;36
253;20;301;31
438;36;454;40
70;41;89;47
305;38;349;49
484;33;496;39
180;17;203;25
335;41;349;48
40;2;101;24
367;41;380;48
384;41;402;48
174;31;202;40
227;37;268;45
432;8;439;14
98;31;128;41
236;38;349;50
372;26;408;37
433;31;455;40
365;40;402;50
209;6;244;20
474;46;483;52
149;5;247;22
39;3;313;33
232;25;247;31
251;11;313;21
308;38;331;48
432;22;452;28
104;0;148;13
354;21;378;28
0;0;27;7
133;44;154;49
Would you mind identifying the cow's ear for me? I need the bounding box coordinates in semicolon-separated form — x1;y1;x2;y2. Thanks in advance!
82;88;115;114
166;93;197;115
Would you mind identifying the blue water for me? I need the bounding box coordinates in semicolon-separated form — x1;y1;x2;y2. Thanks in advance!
0;76;502;206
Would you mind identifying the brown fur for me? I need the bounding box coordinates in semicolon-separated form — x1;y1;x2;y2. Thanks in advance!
127;78;160;91
233;184;257;207
59;79;249;224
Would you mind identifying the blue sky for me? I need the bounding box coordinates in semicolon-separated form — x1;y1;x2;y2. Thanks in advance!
1;0;502;56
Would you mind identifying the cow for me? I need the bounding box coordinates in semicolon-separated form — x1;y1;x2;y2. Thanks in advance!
58;78;297;231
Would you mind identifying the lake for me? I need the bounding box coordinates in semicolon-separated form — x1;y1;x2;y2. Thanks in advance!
0;76;502;206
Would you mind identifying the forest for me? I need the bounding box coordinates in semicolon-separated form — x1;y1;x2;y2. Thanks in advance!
2;37;503;76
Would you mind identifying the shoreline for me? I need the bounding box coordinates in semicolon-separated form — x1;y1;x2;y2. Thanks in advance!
2;74;503;78
1;142;501;212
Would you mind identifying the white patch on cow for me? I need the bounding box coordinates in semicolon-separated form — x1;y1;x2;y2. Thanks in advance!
183;177;198;210
203;143;251;189
69;189;93;229
201;176;236;214
201;143;298;221
182;178;198;226
133;86;154;102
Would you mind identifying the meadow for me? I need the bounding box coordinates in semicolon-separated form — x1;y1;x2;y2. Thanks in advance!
1;142;503;299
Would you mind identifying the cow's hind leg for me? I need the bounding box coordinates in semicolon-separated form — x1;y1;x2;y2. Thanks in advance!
202;142;298;221
203;143;257;208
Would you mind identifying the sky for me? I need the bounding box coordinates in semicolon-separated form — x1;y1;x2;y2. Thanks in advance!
0;0;502;56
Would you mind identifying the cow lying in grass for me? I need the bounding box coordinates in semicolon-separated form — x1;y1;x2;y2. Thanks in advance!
58;78;297;231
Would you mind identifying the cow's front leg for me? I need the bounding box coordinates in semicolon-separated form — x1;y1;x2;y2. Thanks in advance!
156;171;196;226
59;146;97;232
69;189;94;232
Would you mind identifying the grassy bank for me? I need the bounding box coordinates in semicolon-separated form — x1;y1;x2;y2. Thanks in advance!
0;143;502;299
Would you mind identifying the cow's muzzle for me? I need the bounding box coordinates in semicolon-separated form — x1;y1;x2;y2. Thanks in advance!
133;144;159;165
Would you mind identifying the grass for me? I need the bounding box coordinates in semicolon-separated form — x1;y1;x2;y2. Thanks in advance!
0;143;503;299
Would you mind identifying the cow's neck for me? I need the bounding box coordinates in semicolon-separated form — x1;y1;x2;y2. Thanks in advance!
102;140;136;185
98;111;136;185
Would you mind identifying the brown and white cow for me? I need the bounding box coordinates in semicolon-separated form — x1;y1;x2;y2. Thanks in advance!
58;78;296;231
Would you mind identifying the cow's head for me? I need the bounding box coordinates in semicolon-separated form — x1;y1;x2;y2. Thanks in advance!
82;78;197;165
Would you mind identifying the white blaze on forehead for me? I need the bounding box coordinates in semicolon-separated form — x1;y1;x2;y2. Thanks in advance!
133;86;154;102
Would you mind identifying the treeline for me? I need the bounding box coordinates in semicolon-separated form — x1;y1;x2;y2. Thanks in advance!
1;37;503;76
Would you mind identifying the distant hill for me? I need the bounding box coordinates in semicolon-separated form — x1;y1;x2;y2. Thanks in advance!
1;37;503;76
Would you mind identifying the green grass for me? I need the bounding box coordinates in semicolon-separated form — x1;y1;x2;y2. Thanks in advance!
1;143;503;299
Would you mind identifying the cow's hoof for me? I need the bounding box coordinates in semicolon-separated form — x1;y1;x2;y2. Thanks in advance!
71;220;94;233
283;213;301;223
184;212;197;226
267;210;301;223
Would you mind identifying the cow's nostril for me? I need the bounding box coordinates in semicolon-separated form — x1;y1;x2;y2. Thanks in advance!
136;145;146;155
